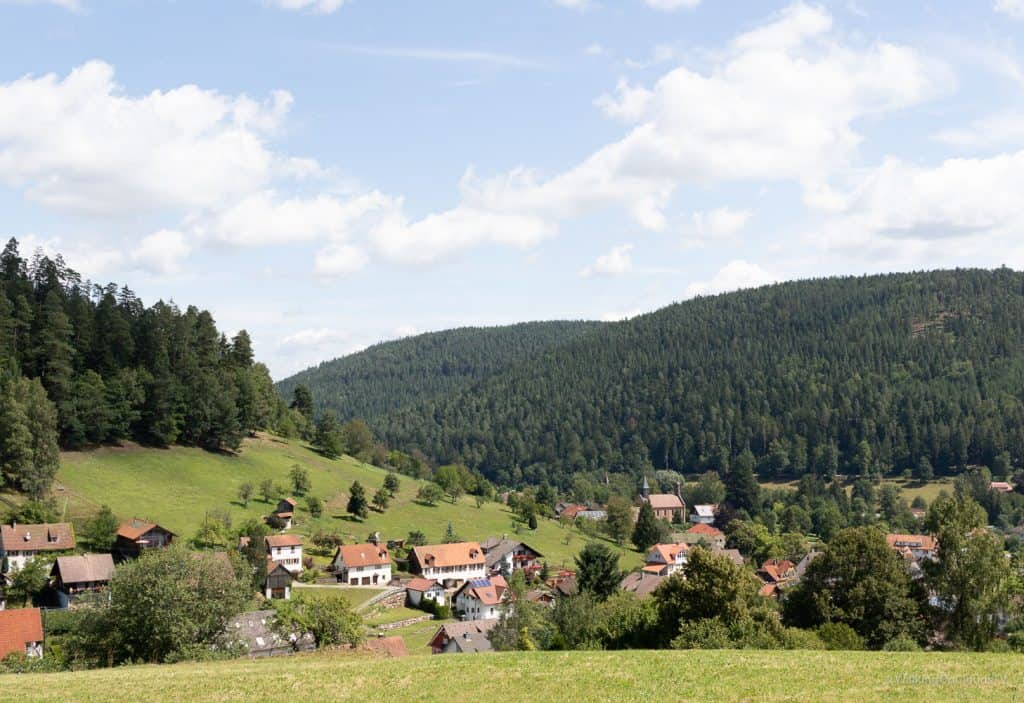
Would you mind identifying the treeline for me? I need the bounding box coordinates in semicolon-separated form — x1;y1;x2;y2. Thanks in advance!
276;321;602;423
0;239;285;497
337;269;1024;489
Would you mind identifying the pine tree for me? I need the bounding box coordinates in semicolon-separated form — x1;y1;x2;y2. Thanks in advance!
727;448;761;516
443;521;458;544
632;501;661;552
347;481;369;519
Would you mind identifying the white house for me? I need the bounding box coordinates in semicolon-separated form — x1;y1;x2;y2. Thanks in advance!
644;543;689;576
406;578;446;607
481;537;543;575
0;523;76;572
331;543;392;586
454;576;509;621
886;534;938;562
410;542;486;586
265;534;303;573
689;504;718;525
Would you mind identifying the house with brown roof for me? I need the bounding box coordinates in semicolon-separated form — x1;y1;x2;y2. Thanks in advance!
428;620;498;654
0;607;43;659
265;534;303;573
757;558;796;592
114;519;174;560
620;571;665;599
409;542;486;586
481;537;543;575
406;578;446;607
886;534;938;562
679;523;727;550
331;543;391;585
51;553;115;598
264;560;293;600
644;543;689;577
1;522;76;572
271;498;298;529
638;476;686;522
454;575;510;620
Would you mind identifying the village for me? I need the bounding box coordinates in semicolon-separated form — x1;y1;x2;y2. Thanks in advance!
0;474;975;662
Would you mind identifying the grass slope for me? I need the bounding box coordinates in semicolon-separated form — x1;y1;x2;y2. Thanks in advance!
55;435;638;569
3;649;1022;703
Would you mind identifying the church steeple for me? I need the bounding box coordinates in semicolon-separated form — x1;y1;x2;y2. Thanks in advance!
640;475;650;499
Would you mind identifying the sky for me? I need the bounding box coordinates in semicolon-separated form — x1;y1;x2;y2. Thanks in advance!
2;1;1024;378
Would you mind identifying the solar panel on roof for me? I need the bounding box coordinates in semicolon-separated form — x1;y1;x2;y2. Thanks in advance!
468;578;491;588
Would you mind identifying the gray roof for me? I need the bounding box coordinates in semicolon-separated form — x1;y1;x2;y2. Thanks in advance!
794;550;822;580
223;610;314;656
52;553;115;585
482;539;543;569
620;572;664;598
711;548;744;566
436;620;499;653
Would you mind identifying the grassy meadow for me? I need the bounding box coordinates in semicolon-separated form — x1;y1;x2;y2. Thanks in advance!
2;649;1022;703
53;434;639;570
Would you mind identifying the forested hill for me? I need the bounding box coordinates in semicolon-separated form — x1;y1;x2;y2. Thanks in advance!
0;238;282;498
354;269;1024;489
276;321;604;421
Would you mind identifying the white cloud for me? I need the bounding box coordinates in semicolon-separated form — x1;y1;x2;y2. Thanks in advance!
268;0;346;14
584;43;606;56
686;260;777;297
554;0;591;10
132;229;191;275
644;0;700;11
933;111;1024;150
0;61;299;216
684;207;751;247
325;45;541;68
580;243;634;277
995;0;1024;19
197;190;396;247
313;243;369;277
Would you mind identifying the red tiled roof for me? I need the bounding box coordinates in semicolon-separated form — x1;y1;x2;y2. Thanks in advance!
758;559;795;583
647;543;689;565
642;564;668;574
265;534;303;548
1;523;75;552
281;498;297;507
0;608;43;658
53;554;115;585
335;543;390;568
406;578;441;592
457;576;508;606
686;523;724;537
412;542;485;568
886;534;937;552
116;519;174;541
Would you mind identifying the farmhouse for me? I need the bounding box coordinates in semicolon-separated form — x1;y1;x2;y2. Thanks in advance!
406;578;446;607
454;576;510;620
271;498;297;529
264;561;293;600
886;534;938;562
689;504;718;525
0;607;44;659
428;620;498;654
115;519;174;560
0;522;76;572
638;477;686;522
481;537;543;575
51;553;115;598
331;543;392;586
679;523;727;550
409;542;486;586
265;534;303;573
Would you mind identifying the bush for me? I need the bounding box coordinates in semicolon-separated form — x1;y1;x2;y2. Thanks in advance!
780;627;826;650
882;634;921;652
816;622;866;651
672;618;733;649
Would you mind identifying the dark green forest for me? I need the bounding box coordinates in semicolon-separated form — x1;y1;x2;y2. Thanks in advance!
0;238;280;497
276;321;603;422
288;269;1024;489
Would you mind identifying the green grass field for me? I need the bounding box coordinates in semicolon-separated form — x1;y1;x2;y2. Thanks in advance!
2;649;1022;703
53;434;639;569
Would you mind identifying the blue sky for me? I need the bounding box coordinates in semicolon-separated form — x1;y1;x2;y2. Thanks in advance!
2;0;1024;378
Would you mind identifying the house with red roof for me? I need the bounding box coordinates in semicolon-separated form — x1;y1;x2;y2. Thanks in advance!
679;523;727;550
270;498;297;529
265;534;303;573
406;578;446;607
638;476;686;522
454;575;510;620
331;543;391;585
409;542;486;586
0;608;43;660
114;519;174;560
886;534;938;562
644;543;689;576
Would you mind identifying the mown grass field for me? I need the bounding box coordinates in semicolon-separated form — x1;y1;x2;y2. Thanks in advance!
2;649;1022;703
54;434;639;569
